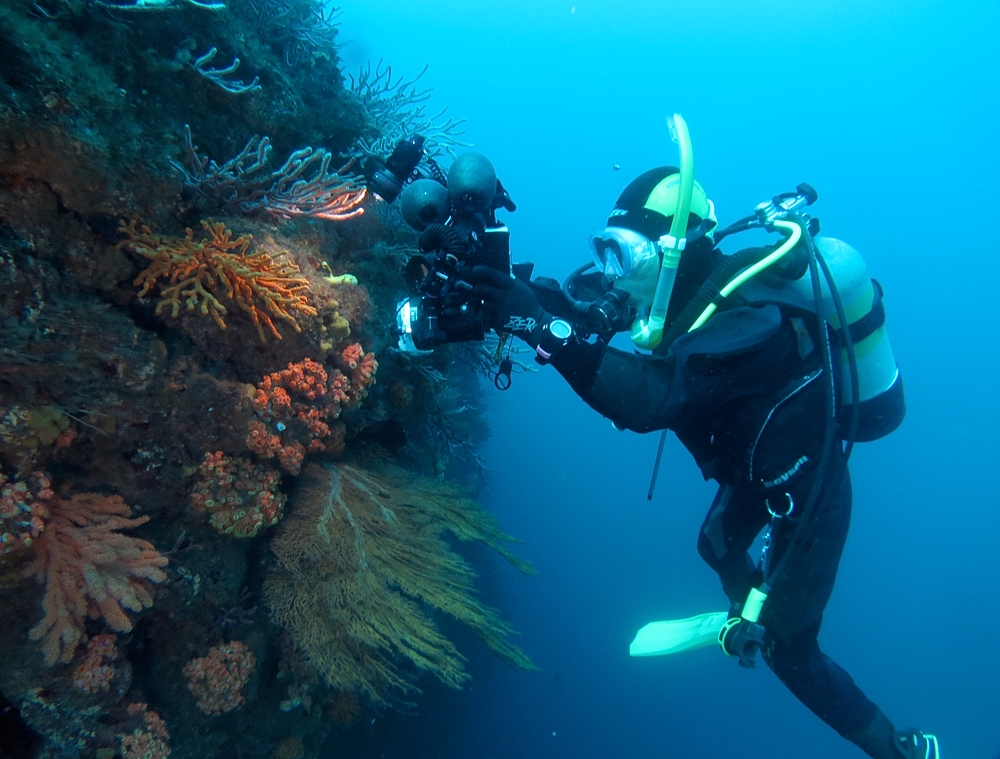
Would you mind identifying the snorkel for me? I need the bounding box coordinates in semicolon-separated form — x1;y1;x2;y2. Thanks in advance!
630;114;695;350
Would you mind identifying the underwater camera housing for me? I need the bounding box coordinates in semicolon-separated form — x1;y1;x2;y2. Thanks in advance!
392;144;517;353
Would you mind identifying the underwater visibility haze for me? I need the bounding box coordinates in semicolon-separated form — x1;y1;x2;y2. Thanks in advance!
0;0;997;758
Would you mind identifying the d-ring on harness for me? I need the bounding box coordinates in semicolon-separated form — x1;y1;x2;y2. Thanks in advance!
761;493;795;579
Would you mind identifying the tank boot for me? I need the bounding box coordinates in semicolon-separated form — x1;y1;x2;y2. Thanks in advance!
843;709;940;759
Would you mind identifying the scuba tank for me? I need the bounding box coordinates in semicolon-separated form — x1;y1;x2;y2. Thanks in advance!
736;236;904;442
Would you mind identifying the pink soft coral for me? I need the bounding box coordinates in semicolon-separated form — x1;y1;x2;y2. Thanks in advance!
28;494;168;665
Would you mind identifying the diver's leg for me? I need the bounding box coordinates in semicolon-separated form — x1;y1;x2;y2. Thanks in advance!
760;469;910;758
769;635;934;759
696;484;769;607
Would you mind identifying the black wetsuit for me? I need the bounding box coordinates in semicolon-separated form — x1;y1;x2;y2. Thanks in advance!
550;302;886;740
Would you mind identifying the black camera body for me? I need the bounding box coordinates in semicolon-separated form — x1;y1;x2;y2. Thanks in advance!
388;138;516;353
403;217;511;350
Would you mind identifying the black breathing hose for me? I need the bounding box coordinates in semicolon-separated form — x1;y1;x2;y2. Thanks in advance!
711;216;757;244
561;262;601;314
761;220;854;592
657;246;775;352
647;246;778;500
419;223;465;257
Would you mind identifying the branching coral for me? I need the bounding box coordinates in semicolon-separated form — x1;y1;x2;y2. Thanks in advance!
249;0;341;68
27;493;169;665
169;127;367;220
264;463;534;706
93;0;224;10
347;59;469;160
122;219;317;342
189;47;261;94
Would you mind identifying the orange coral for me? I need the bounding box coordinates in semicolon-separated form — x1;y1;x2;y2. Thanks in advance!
72;633;120;694
27;493;169;665
340;342;363;368
122;219;318;342
118;703;171;759
183;640;256;715
190;451;286;537
278;444;305;474
1;470;53;556
341;343;378;406
247;350;377;474
332;342;377;407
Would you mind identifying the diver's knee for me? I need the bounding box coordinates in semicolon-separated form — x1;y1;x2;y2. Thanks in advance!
761;626;821;677
696;529;717;567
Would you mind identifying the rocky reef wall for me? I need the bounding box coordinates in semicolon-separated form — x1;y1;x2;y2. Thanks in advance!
0;2;529;757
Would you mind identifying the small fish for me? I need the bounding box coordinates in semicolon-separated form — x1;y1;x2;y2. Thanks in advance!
612;164;621;171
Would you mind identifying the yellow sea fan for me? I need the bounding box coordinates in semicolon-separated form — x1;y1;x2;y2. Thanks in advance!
264;462;534;706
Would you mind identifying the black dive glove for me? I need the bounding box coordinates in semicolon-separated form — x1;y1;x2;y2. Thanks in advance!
470;265;606;390
719;616;767;669
470;265;547;346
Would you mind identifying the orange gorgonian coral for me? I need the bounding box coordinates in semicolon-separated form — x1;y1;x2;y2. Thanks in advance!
121;219;318;342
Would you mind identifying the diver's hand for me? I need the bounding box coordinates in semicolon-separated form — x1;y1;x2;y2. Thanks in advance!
470;265;547;344
719;617;767;669
469;265;515;305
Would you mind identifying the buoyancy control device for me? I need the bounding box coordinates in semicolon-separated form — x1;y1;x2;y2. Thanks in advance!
736;236;904;442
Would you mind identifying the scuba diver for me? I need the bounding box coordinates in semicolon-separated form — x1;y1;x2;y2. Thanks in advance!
463;116;939;758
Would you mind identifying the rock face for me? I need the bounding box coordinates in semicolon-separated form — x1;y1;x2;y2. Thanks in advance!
0;2;523;758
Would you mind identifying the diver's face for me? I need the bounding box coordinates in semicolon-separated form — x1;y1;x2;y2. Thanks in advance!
589;227;661;307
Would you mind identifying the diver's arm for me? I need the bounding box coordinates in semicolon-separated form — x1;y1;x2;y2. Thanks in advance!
549;342;681;433
470;265;788;433
551;304;789;433
469;265;677;430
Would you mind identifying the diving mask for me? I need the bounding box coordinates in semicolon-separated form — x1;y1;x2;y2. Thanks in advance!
589;227;662;281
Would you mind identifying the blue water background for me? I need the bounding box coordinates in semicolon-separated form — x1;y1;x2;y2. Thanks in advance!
339;2;999;757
